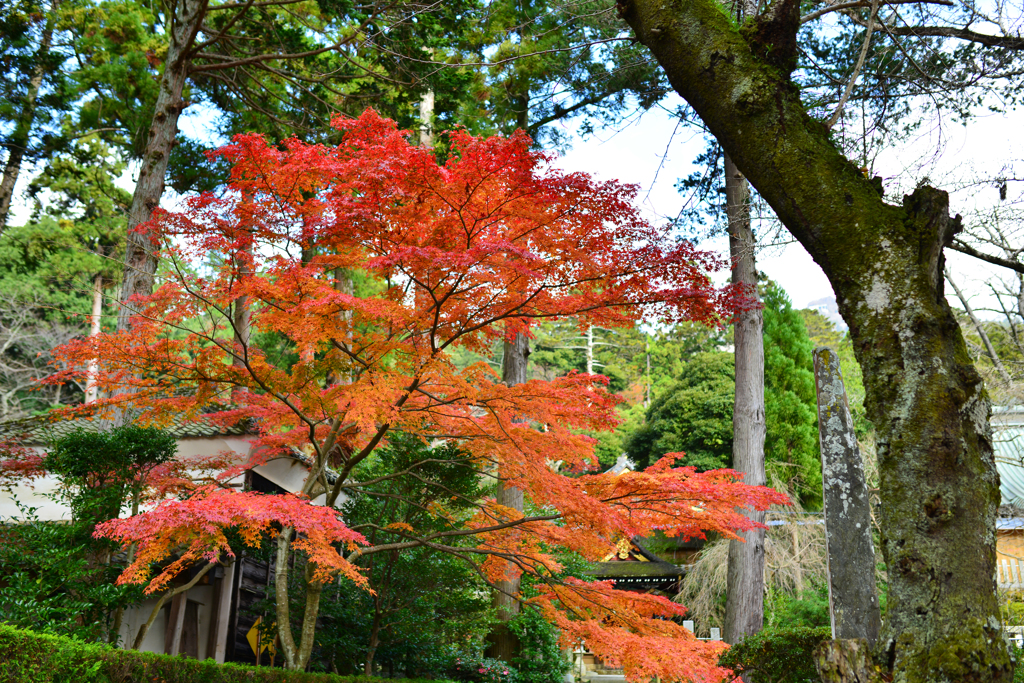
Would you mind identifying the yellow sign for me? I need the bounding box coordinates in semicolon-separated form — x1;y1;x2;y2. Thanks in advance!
246;616;277;657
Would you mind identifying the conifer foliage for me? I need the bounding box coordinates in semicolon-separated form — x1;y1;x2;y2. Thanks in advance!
48;110;787;679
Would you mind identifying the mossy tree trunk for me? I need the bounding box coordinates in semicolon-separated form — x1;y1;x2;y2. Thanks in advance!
619;1;1010;680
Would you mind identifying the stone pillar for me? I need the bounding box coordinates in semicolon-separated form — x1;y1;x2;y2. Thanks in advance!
813;347;881;644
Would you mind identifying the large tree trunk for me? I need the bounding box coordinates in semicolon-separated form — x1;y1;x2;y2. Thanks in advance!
0;0;58;233
723;153;766;648
620;3;1011;681
486;333;529;662
116;0;207;332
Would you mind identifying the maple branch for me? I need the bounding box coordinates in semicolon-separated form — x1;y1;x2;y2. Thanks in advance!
132;560;216;650
351;513;564;560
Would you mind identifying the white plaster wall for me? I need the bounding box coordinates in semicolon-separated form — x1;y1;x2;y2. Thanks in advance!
0;447;71;522
0;437;255;522
116;584;215;658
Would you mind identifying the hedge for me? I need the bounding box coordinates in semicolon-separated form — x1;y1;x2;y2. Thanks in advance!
717;626;832;683
0;624;455;683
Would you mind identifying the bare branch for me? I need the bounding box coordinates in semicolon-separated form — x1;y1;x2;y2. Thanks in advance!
800;0;952;23
827;0;880;129
949;240;1024;275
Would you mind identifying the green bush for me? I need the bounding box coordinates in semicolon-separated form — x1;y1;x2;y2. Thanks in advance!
507;608;570;683
0;623;457;683
717;626;831;683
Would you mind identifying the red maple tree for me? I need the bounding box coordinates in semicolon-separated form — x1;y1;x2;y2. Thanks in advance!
46;110;786;679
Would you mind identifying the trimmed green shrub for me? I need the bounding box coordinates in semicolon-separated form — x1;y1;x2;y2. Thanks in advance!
717;626;831;683
0;623;457;683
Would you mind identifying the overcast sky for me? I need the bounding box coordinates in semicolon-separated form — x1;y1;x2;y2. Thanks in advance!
552;93;1022;314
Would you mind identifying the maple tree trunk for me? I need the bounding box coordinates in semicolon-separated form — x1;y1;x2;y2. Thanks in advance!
621;3;1012;679
131;561;214;650
232;240;252;392
0;0;57;234
723;153;766;649
116;0;207;333
85;273;103;403
486;333;528;662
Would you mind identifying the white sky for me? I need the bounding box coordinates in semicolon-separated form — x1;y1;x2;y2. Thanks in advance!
9;91;1020;314
551;93;1023;312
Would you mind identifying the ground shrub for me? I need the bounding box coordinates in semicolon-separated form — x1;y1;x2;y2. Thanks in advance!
0;623;456;683
717;626;831;683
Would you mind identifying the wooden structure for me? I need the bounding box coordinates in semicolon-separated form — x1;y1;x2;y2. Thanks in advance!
590;538;686;595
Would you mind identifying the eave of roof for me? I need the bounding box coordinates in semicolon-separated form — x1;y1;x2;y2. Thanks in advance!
0;410;254;445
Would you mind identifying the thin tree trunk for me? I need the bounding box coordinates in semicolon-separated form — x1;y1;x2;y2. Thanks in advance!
645;336;651;408
116;0;207;333
232;239;252;399
722;153;766;649
585;326;595;374
274;528;300;668
419;90;435;148
365;608;383;675
486;333;528;662
0;0;58;233
85;273;103;403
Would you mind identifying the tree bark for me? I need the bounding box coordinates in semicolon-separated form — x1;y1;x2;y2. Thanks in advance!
723;153;766;649
85;273;103;403
116;0;208;333
486;333;529;662
620;2;1011;680
419;89;435;148
0;0;58;233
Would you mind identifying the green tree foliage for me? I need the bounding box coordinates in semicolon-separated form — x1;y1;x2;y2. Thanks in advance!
625;350;735;471
625;284;821;505
466;0;669;147
761;283;820;507
44;424;176;522
506;606;572;683
262;434;491;675
0;137;127;417
0;0;76;228
716;626;831;683
0;425;174;642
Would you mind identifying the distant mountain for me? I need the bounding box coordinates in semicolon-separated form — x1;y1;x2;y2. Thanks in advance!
804;296;848;331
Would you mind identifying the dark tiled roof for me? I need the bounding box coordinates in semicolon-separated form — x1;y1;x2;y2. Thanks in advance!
590;559;685;579
0;410;253;445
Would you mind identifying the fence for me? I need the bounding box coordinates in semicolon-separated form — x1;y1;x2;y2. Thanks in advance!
998;558;1024;589
682;621;721;641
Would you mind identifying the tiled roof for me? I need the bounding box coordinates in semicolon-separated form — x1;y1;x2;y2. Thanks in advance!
0;410;253;445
